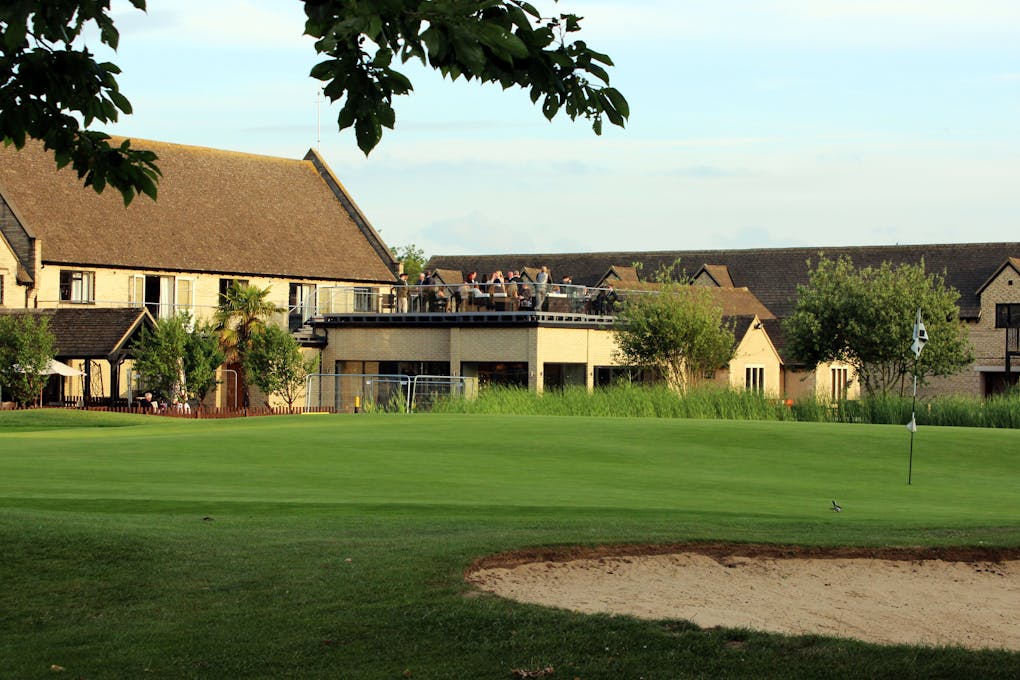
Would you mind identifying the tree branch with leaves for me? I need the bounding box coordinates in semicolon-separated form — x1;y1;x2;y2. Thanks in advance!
2;1;625;201
783;255;974;396
305;0;628;153
0;1;161;205
613;284;736;393
244;325;319;409
0;313;56;406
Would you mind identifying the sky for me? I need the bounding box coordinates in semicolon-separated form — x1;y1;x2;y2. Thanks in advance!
93;1;1020;257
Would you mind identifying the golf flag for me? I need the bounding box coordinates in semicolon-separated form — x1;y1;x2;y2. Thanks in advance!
911;308;928;359
906;415;917;433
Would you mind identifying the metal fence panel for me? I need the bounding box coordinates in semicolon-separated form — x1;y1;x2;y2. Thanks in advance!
304;374;471;413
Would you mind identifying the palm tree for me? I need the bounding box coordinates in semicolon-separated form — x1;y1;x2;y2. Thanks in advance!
214;282;283;407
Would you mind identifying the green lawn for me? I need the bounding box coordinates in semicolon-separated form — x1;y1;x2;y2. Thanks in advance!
1;411;1018;678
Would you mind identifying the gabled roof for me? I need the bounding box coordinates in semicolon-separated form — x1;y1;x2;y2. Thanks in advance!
727;315;758;347
0;307;154;360
597;265;640;286
759;318;795;364
429;242;1020;318
431;268;464;285
695;264;734;287
0;139;397;283
619;284;776;320
520;267;541;282
976;258;1020;296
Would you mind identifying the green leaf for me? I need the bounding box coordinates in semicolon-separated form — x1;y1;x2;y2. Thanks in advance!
604;88;629;119
586;63;609;85
354;113;382;155
542;94;559;121
109;90;133;115
383;69;413;94
421;26;443;59
372;48;393;68
377;104;396;129
309;60;338;81
518;2;541;19
337;105;356;131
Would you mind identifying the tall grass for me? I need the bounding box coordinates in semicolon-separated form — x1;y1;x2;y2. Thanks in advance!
433;384;1020;428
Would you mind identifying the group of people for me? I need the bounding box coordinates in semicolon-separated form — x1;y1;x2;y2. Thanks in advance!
393;265;619;314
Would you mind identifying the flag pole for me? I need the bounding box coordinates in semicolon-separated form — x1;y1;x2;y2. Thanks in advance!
907;307;927;485
908;371;916;485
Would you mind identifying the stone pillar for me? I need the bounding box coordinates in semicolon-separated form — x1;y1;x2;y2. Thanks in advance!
449;327;462;377
528;327;542;393
585;329;595;391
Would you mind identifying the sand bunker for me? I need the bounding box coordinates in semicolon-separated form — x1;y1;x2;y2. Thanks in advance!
467;544;1020;651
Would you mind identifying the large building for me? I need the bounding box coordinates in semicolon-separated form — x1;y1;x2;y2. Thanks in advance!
0;139;398;406
3;139;1017;409
426;246;1020;397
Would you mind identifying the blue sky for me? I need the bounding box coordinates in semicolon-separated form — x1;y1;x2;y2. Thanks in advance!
96;1;1020;257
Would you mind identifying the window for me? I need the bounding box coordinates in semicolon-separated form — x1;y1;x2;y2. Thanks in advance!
745;365;765;393
59;270;95;303
131;274;176;318
219;278;249;306
995;303;1020;328
176;277;193;316
289;282;317;330
0;274;4;305
831;367;849;401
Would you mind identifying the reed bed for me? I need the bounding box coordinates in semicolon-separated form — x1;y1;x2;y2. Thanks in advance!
433;384;1020;428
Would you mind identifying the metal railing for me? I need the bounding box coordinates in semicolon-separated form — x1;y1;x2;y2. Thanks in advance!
33;280;627;324
303;373;473;413
33;298;321;330
313;283;622;316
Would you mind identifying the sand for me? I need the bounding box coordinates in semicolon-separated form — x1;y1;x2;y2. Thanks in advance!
466;544;1020;651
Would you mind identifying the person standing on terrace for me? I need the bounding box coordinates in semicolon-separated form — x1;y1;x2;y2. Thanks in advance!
412;272;427;311
488;271;506;295
396;272;410;313
535;266;550;311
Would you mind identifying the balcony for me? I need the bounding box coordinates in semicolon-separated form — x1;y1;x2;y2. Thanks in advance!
312;284;621;328
32;281;627;333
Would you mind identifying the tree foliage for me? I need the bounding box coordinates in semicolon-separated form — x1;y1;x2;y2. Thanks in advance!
214;283;284;408
1;1;625;201
0;313;56;406
783;256;974;395
391;243;427;279
132;313;224;404
244;325;319;408
0;1;161;205
613;285;736;392
305;0;628;154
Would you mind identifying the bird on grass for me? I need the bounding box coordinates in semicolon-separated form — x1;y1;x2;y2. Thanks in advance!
831;500;842;512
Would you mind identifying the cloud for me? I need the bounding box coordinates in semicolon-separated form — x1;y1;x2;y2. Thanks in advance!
665;165;754;179
414;212;540;256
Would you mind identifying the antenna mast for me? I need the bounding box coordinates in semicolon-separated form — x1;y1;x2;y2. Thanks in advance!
315;89;322;151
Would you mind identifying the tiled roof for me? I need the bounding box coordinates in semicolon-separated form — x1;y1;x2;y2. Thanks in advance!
0;308;153;359
619;284;776;320
976;257;1020;296
0;140;397;283
698;264;734;287
759;318;792;363
599;265;640;285
727;315;757;347
429;243;1020;318
431;268;464;285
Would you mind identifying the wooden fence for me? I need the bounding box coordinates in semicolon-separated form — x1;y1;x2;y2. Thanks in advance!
77;405;338;419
